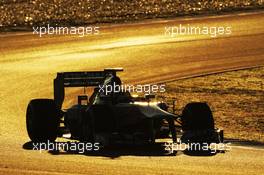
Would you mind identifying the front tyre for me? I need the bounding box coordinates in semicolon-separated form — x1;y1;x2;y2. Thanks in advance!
26;99;60;142
181;102;216;144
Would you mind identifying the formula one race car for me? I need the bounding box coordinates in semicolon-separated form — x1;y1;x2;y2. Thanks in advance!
26;68;224;149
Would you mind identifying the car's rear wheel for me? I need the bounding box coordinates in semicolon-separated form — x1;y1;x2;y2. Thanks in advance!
26;99;60;142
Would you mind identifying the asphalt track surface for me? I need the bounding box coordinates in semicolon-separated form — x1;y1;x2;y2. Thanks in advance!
0;12;264;175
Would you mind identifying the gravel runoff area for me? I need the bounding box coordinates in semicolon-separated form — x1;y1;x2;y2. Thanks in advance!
0;0;263;30
157;67;264;143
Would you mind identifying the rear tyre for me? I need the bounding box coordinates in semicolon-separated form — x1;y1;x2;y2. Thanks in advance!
26;99;60;142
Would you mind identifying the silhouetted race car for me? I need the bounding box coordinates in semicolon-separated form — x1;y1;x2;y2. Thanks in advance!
26;68;224;149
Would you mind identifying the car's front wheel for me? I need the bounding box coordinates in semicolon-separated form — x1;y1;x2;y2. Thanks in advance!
180;102;217;144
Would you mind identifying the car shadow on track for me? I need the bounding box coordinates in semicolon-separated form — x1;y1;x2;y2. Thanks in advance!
22;141;224;158
23;141;176;158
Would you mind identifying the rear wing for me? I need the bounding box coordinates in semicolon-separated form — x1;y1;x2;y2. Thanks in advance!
54;68;123;108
